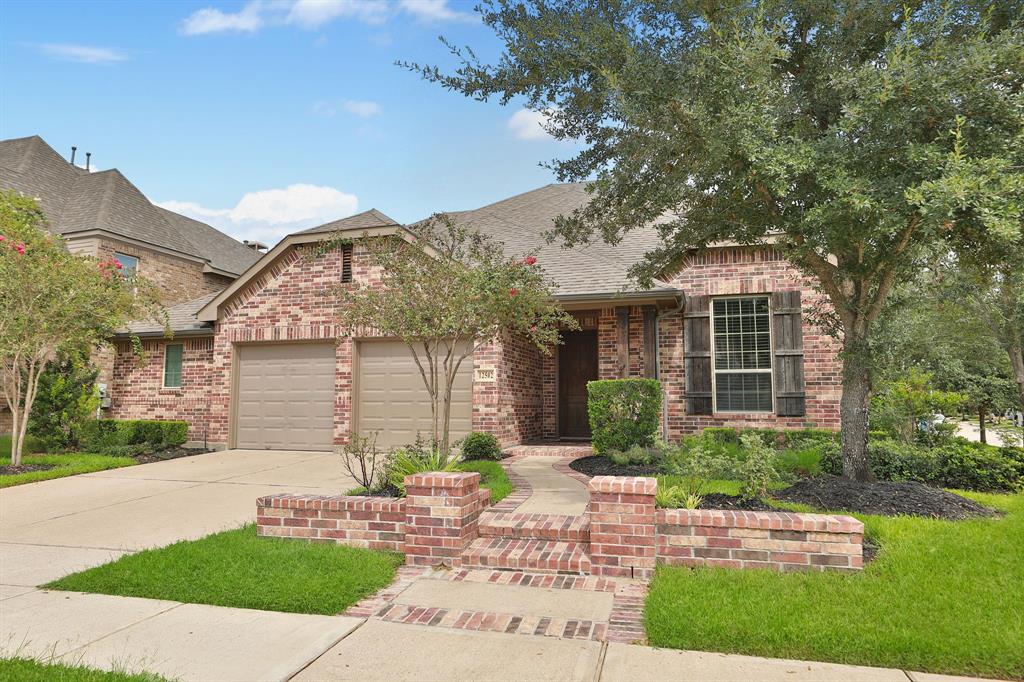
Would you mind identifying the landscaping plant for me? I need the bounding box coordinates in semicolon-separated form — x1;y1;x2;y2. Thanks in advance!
339;432;387;492
386;436;460;495
0;191;163;465
587;378;661;455
328;214;576;456
737;433;781;501
26;356;99;452
458;431;502;460
408;0;1024;481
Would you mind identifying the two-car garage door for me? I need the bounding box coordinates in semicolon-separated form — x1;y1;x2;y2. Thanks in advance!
233;340;472;452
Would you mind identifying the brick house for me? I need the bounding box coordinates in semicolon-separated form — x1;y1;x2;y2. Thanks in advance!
0;135;261;433
108;183;841;451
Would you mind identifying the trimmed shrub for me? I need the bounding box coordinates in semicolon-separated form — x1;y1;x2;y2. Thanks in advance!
80;419;188;454
459;432;502;460
27;358;100;452
587;379;661;455
937;441;1024;493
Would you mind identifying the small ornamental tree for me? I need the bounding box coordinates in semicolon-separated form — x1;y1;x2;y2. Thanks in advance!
0;191;163;465
331;214;577;456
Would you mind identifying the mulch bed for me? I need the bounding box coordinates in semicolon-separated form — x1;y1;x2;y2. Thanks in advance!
774;476;998;520
696;493;776;512
568;455;661;477
133;446;212;464
352;483;403;498
0;463;55;475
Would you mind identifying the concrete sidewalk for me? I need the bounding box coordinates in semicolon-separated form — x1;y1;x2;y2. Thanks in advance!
507;455;589;515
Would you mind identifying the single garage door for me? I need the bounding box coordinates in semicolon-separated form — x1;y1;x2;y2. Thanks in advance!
358;340;472;451
234;343;335;451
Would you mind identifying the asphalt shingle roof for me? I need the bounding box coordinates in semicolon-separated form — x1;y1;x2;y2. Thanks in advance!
431;183;675;298
123;292;218;336
298;208;400;234
0;135;260;276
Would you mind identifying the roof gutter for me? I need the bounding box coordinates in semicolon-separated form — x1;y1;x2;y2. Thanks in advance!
112;327;214;340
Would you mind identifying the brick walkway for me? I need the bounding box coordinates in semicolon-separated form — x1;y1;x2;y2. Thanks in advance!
347;449;650;645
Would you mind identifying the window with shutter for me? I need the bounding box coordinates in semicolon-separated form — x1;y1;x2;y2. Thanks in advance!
340;244;353;283
711;296;774;412
771;290;807;416
684;295;713;415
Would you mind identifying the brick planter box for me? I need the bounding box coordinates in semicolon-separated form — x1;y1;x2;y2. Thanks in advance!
256;494;406;551
657;508;864;571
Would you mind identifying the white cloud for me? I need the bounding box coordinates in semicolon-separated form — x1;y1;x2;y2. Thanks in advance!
399;0;476;22
180;0;473;35
33;43;128;64
508;108;557;141
181;1;264;35
312;99;382;118
158;184;359;246
286;0;388;28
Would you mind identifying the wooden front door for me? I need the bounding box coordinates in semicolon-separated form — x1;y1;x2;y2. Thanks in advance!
559;330;599;439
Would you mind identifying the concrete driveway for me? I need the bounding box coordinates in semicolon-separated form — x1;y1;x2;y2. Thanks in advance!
0;449;354;586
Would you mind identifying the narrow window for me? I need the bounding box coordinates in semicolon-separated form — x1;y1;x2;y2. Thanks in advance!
340;244;353;283
163;344;183;388
114;252;139;277
711;296;773;412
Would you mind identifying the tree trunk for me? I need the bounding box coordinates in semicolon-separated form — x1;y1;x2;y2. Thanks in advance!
840;342;873;482
9;403;22;467
979;406;987;444
1009;343;1024;413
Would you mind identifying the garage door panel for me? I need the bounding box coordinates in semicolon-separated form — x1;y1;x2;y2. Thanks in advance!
358;340;472;452
235;343;336;451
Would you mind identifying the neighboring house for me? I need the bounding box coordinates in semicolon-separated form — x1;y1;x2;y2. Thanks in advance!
0;135;261;433
109;183;842;451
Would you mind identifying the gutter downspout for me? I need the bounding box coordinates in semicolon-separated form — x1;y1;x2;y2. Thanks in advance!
655;291;687;440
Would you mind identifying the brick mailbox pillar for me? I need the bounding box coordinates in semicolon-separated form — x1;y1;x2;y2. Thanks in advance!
587;476;657;580
403;471;490;568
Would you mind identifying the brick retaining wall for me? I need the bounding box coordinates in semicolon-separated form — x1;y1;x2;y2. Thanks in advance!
656;508;864;571
256;494;406;551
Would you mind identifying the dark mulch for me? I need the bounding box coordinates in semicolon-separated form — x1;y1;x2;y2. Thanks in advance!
0;463;55;475
697;493;776;512
133;446;212;464
569;455;661;477
774;476;998;520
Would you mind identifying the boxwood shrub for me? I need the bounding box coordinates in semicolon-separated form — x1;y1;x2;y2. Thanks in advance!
80;419;188;454
459;431;502;460
587;378;661;455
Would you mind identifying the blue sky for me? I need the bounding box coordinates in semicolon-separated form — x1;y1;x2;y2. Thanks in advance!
1;0;572;245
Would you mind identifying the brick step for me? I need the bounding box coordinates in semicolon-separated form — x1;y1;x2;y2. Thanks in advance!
478;512;590;542
460;537;592;574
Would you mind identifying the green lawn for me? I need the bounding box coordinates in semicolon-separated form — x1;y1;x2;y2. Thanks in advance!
47;524;403;615
1;434;135;487
646;491;1024;679
456;460;512;503
0;658;167;682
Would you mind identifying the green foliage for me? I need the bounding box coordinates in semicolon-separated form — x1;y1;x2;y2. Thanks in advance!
1;452;136;487
386;436;459;495
661;436;737;508
339;432;386;491
455;460;512;503
645;491;1024;678
26;357;99;452
79;419;187;454
870;368;966;444
737;433;780;500
458;431;502;460
46;524;403;616
938;443;1024;493
608;444;660;467
820;437;1024;493
0;433;45;458
0;658;168;682
410;0;1024;482
587;378;661;455
0;191;164;465
331;213;577;455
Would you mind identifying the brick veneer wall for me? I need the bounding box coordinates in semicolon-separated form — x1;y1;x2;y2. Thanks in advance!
96;238;217;306
656;509;864;571
404;472;491;568
256;494;406;551
588;476;657;580
108;336;215;444
474;333;545;446
663;246;842;434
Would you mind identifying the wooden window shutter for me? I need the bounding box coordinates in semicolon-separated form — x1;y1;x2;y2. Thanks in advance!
772;290;806;416
340;244;353;283
683;295;713;415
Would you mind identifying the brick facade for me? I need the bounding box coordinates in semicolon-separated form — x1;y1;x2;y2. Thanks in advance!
587;476;657;579
656;508;864;571
105;241;841;448
404;472;491;568
256;493;406;551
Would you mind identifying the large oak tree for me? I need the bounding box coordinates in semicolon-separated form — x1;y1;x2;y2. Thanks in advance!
409;0;1023;479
